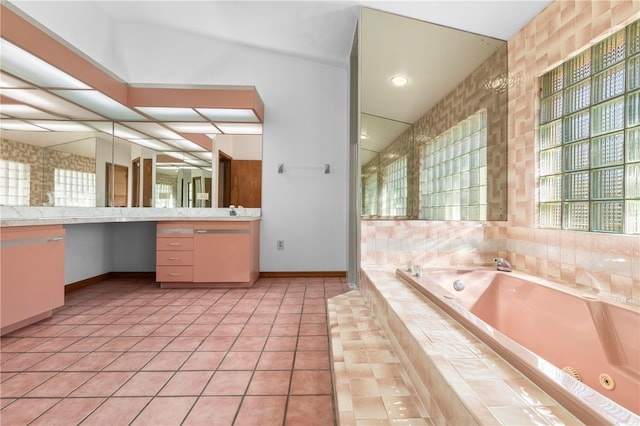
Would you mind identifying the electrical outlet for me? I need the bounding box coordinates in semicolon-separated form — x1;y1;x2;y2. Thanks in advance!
277;240;285;250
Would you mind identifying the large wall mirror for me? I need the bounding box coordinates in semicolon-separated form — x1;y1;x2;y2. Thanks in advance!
0;4;263;210
359;7;508;221
0;126;262;209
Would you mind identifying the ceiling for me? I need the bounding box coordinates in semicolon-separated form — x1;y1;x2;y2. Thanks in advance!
9;1;552;71
3;1;552;162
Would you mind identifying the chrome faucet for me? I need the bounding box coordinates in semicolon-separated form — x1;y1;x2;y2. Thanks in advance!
494;257;512;272
229;205;237;216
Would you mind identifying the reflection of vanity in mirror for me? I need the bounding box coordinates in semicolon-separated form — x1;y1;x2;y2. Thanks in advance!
359;8;508;221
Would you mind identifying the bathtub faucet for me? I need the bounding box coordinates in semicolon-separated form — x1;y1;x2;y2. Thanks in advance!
494;257;512;272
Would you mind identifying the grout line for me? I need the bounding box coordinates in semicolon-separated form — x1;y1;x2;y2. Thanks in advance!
2;277;344;426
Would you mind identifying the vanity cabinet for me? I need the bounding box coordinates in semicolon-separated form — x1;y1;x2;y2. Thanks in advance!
156;223;194;283
1;225;65;335
156;220;259;288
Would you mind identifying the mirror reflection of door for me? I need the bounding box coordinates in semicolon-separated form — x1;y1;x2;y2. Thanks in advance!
131;157;154;207
105;163;128;207
132;158;140;207
230;160;262;208
218;152;232;207
204;177;212;208
142;159;153;207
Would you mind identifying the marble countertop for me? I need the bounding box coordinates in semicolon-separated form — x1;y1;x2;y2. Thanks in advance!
0;207;261;227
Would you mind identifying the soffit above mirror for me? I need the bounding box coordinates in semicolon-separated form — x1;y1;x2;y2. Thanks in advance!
0;4;264;155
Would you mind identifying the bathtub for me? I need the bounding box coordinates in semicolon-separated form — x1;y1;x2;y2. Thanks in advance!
396;267;640;425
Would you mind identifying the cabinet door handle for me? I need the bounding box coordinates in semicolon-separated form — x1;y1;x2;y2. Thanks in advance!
47;237;64;242
168;272;180;276
168;257;180;261
169;243;180;246
195;230;207;234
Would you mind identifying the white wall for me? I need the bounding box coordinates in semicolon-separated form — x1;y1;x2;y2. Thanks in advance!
110;222;156;272
13;4;350;273
111;23;349;272
63;223;112;284
217;135;262;160
64;222;157;285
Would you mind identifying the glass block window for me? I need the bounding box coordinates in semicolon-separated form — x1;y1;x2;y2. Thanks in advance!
381;155;407;216
155;183;175;208
0;159;30;206
362;172;378;216
54;168;96;207
419;109;488;220
539;21;640;234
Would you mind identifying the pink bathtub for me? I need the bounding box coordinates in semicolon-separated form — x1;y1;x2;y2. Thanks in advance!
397;267;640;425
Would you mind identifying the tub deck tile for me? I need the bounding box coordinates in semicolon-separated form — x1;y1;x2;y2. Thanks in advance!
357;266;585;426
328;290;433;426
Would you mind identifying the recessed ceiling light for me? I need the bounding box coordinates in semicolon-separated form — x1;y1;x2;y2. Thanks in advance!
390;75;408;87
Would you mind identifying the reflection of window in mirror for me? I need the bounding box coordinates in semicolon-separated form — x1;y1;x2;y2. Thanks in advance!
381;155;407;216
0;159;30;206
192;176;204;208
54;169;95;207
155;181;175;208
362;172;378;216
419;109;488;220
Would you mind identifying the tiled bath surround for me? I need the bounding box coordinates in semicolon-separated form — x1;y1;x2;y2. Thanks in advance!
361;220;508;270
362;0;640;304
357;267;583;425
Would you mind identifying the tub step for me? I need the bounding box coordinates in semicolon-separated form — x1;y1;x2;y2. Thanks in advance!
328;290;433;425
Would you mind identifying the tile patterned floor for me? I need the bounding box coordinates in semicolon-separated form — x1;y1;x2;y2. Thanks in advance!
0;276;349;426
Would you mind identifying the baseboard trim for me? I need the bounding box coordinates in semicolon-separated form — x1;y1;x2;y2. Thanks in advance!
259;271;347;278
64;273;111;294
65;272;155;294
110;271;156;279
65;271;344;293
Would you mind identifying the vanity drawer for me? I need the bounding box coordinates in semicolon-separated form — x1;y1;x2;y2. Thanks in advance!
157;251;193;266
156;266;193;282
156;237;194;251
157;222;193;237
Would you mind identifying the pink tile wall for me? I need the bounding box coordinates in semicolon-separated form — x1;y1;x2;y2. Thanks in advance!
361;220;508;269
361;0;640;303
508;0;640;301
